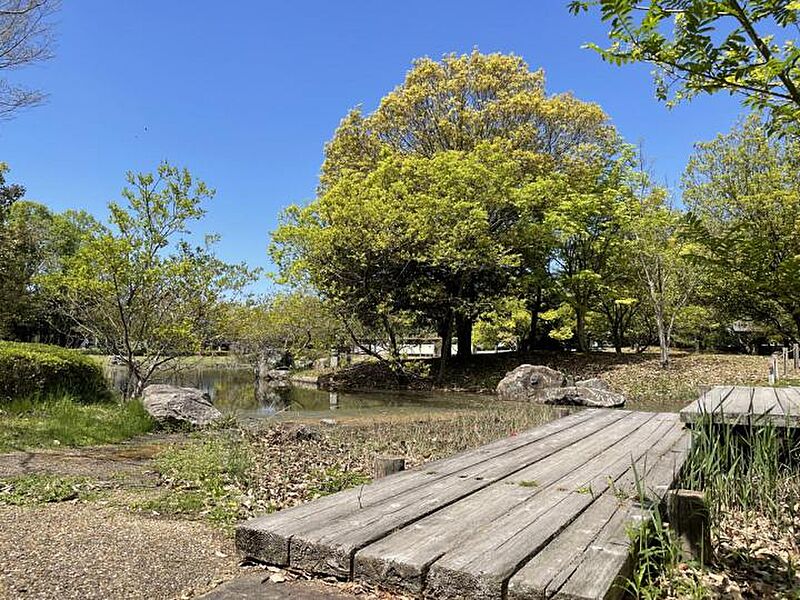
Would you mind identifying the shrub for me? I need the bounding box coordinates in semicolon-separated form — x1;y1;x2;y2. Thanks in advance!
0;341;110;403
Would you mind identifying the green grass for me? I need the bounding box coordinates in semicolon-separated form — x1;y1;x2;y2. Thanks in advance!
0;473;101;505
0;394;155;452
307;466;370;497
135;433;253;527
626;418;800;598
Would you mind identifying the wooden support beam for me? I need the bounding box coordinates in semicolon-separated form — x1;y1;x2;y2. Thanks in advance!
373;456;405;479
665;489;711;564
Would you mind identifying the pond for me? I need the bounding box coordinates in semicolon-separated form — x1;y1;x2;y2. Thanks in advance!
106;365;687;419
106;366;497;420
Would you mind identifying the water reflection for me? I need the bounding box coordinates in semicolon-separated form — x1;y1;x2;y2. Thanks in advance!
105;366;491;418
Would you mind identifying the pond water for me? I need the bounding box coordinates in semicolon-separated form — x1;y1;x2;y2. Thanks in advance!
106;366;495;419
106;366;686;419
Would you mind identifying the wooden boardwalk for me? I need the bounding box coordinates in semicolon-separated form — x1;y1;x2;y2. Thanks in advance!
236;409;691;600
680;385;800;428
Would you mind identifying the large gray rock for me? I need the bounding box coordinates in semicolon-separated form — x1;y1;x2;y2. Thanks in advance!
141;384;222;427
574;377;610;391
539;386;626;408
496;365;567;401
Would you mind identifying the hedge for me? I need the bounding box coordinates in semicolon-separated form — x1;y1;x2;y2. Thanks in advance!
0;342;111;403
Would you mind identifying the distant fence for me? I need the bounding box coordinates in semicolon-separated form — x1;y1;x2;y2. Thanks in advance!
768;343;800;384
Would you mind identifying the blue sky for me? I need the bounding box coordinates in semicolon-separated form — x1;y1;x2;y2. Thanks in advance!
1;1;745;288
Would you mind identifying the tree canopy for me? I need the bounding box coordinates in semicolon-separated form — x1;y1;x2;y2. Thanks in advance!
570;0;800;132
272;51;631;374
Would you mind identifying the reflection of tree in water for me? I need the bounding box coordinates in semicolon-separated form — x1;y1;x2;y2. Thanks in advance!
107;365;487;415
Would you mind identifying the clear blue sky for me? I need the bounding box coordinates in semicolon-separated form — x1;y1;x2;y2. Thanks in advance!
2;1;745;289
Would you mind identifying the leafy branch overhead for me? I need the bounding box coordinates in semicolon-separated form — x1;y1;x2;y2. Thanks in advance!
570;0;800;132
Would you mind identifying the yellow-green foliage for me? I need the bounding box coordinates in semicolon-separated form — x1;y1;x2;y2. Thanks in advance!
0;342;110;403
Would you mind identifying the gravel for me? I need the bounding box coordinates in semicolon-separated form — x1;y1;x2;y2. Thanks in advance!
0;502;238;599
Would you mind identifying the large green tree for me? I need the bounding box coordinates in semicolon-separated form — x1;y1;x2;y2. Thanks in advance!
274;51;619;371
544;151;635;352
46;162;255;396
683;116;800;339
570;0;800;132
274;142;541;377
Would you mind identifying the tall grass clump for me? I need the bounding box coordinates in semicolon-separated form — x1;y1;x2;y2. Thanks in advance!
0;341;110;404
0;393;155;452
681;417;800;523
627;416;800;597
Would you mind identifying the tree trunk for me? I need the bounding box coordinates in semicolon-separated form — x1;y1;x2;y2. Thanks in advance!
614;335;623;355
523;288;544;353
657;319;670;368
437;311;453;382
575;307;589;353
455;314;473;360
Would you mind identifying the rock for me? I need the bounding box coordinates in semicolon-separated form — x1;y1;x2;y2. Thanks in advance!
539;386;626;408
292;425;320;441
141;384;222;427
574;377;610;391
265;368;291;382
496;365;567;401
319;418;337;426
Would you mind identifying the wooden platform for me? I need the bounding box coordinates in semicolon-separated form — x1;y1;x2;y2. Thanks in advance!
680;385;800;428
236;409;691;600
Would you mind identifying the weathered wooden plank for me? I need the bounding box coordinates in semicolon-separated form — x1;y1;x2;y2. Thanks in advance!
750;387;782;426
352;412;651;594
504;420;687;600
286;410;631;577
703;386;751;425
236;409;603;564
776;388;800;427
505;493;622;600
549;432;691;600
553;511;640;600
679;386;733;423
422;414;678;600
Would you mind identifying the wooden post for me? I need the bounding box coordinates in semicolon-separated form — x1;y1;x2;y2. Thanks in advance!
665;489;711;563
794;343;799;371
330;348;339;370
769;362;776;385
783;347;788;376
373;456;405;479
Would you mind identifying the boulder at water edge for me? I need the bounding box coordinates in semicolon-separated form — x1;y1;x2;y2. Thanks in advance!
574;377;611;391
141;384;222;427
539;386;625;408
496;364;567;401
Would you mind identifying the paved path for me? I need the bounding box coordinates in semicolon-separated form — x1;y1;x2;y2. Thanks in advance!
237;409;690;600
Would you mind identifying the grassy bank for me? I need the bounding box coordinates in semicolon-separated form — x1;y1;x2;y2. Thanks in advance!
0;394;155;453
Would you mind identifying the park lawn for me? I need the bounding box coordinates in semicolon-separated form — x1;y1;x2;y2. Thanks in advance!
0;394;155;453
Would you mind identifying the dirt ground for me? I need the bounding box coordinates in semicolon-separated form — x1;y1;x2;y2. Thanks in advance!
0;435;401;600
0;435;240;600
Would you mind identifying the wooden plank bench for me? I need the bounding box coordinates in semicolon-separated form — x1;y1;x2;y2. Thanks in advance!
680;385;800;428
236;409;691;600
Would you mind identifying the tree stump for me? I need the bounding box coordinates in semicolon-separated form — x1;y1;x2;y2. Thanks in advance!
373;456;405;479
665;489;711;563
